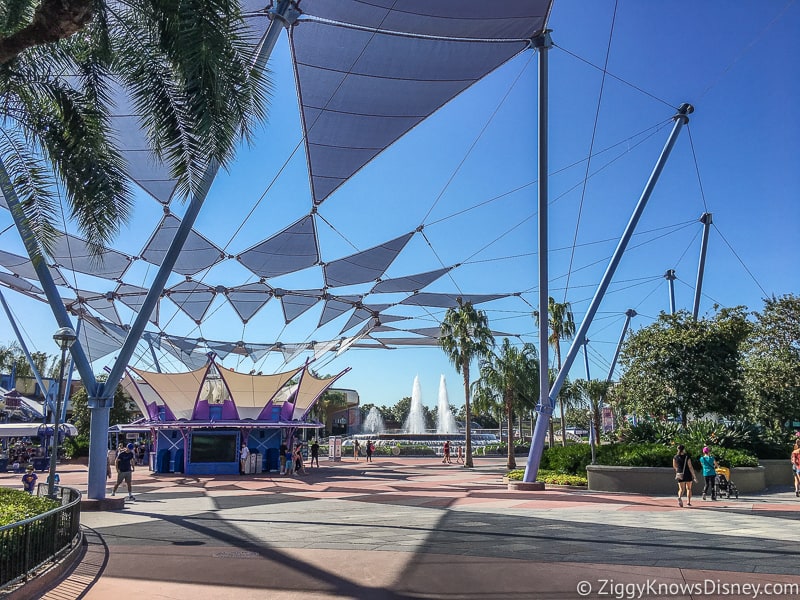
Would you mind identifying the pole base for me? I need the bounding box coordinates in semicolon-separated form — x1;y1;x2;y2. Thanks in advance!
507;481;545;491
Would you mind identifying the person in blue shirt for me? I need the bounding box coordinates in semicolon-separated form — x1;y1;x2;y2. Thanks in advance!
700;446;717;501
21;464;37;494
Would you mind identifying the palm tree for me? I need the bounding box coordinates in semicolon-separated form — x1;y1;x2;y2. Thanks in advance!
0;0;267;255
439;299;494;468
310;389;348;438
533;297;576;446
577;379;612;443
473;338;538;469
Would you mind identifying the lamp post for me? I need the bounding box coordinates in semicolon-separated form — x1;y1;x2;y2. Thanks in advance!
48;326;76;498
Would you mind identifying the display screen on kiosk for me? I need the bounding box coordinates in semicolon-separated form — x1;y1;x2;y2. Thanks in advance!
190;433;237;462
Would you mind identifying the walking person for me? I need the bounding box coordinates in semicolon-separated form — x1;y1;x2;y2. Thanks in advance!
673;444;696;507
21;464;37;494
442;440;451;464
293;444;306;476
112;443;136;500
353;439;360;461
365;440;374;463
699;446;717;501
791;440;800;498
456;445;464;464
310;439;320;468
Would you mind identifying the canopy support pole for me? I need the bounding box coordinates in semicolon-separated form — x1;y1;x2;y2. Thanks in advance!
525;30;553;481
692;212;712;319
524;103;694;482
582;339;590;380
0;289;49;405
664;269;677;314
607;309;636;383
61;319;81;423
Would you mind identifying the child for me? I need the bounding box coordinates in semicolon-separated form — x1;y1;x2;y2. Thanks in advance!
21;465;37;494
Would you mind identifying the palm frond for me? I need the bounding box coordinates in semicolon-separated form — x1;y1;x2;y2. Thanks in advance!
0;128;59;255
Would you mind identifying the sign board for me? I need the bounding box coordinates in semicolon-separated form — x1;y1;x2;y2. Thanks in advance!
602;407;614;432
328;436;342;461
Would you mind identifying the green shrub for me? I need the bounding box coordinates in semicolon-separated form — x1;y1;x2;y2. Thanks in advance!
64;434;90;459
537;442;758;475
540;444;593;474
614;419;790;460
615;421;681;445
0;488;59;527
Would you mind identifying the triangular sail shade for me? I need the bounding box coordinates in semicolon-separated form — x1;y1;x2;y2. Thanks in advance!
371;267;453;293
0;250;67;286
52;233;132;280
165;280;217;322
290;0;551;203
115;283;160;326
318;295;361;328
237;215;319;278
400;292;509;308
141;213;225;276
225;282;274;323
323;233;413;287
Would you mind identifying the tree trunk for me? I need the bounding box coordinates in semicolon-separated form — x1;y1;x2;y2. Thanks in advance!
462;361;473;468
506;393;516;470
0;0;94;64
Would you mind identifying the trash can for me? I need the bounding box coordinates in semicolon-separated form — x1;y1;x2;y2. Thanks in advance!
245;452;261;474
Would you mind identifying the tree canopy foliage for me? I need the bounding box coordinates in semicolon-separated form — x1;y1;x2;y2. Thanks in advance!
743;294;800;429
71;378;137;436
617;307;751;424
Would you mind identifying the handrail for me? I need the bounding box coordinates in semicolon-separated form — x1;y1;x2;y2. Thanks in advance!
0;485;82;591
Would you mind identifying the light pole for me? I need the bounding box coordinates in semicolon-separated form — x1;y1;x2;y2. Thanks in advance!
48;326;76;498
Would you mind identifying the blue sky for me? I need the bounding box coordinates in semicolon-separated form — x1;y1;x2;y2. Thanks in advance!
1;1;798;413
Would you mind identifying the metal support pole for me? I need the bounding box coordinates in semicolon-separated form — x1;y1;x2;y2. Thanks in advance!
61;319;81;423
147;336;163;373
692;213;712;319
48;327;76;498
0;289;49;401
523;30;553;482
664;269;677;314
582;339;591;380
607;309;636;383
523;103;693;482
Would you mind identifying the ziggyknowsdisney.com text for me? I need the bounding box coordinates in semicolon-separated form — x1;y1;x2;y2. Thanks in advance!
576;578;799;599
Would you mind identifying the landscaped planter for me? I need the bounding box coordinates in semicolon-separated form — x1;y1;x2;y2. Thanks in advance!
759;459;794;487
586;464;766;495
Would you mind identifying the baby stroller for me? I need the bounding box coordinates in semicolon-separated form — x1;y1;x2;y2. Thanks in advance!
714;466;739;499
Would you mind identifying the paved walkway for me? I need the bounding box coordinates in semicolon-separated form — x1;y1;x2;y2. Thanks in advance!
3;458;800;599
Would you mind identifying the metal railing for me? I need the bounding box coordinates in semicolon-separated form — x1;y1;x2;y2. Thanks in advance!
0;485;82;591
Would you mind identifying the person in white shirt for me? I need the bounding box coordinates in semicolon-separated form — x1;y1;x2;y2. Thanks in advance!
240;444;250;475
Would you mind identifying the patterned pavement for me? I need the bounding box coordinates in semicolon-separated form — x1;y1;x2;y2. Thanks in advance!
3;457;800;599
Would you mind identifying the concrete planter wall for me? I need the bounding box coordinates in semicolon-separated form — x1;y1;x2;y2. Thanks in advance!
759;459;794;487
586;464;766;495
